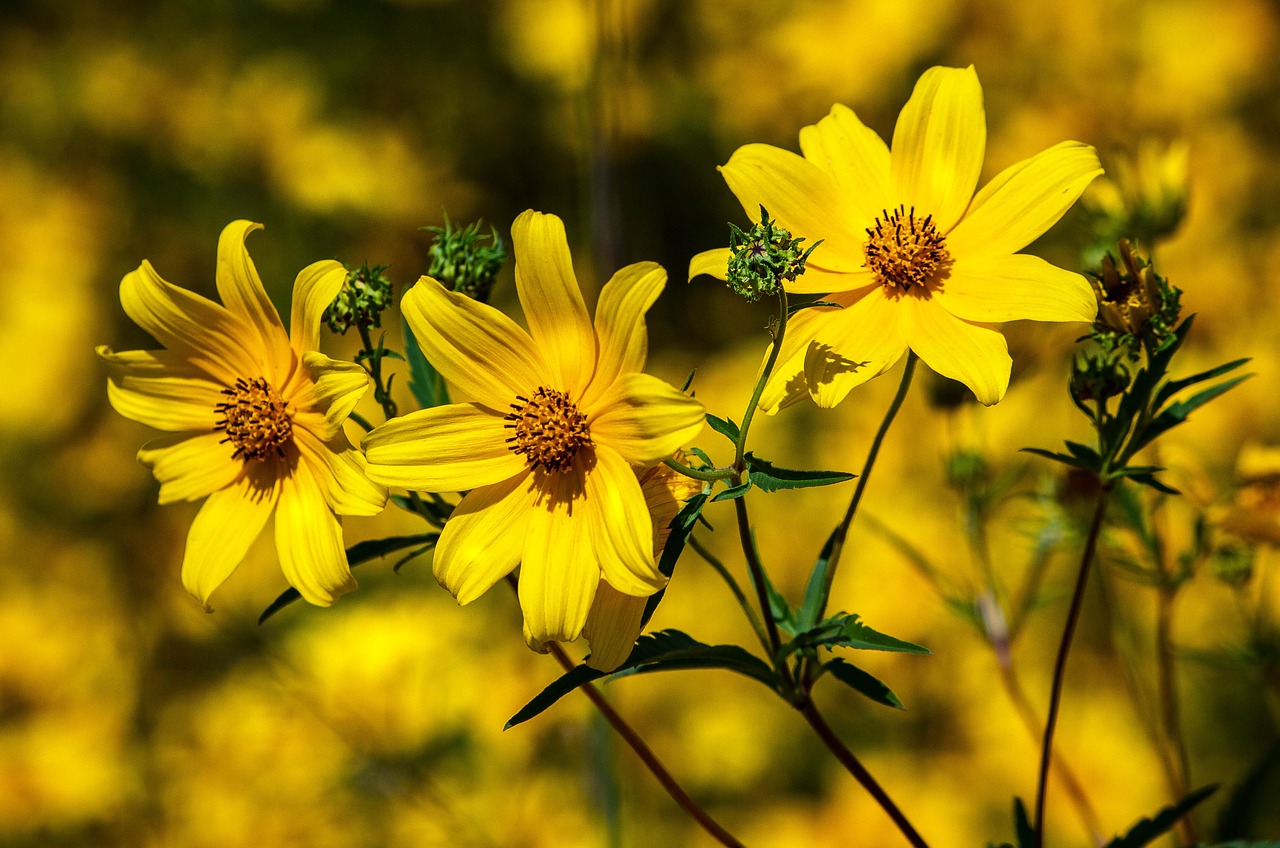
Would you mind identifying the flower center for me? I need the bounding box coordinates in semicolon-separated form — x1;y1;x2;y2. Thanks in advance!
504;386;591;473
863;205;950;291
214;376;293;462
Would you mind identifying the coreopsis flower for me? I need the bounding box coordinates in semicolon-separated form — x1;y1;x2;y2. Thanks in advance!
691;65;1102;409
97;221;387;609
583;456;704;671
362;210;704;650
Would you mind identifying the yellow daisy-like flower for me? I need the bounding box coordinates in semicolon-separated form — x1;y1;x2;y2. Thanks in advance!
691;65;1103;409
362;210;705;650
97;221;387;609
583;456;704;671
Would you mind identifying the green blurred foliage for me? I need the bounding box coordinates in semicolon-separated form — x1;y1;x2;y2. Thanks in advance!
3;0;1280;845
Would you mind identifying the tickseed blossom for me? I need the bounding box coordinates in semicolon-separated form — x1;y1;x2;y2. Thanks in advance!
362;210;704;650
690;65;1103;408
97;221;387;609
583;456;704;671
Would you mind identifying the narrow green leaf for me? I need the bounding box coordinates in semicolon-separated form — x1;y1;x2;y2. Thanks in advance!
823;658;905;709
834;614;931;654
1102;784;1218;848
1064;441;1101;464
258;533;439;624
706;414;741;443
1155;357;1249;408
787;299;841;316
1129;375;1251;457
1020;447;1094;471
680;369;696;393
712;481;752;502
744;452;856;493
403;314;449;409
796;525;839;632
640;493;708;627
686;445;715;467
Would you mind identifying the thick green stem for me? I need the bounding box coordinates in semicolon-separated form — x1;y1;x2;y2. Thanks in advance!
663;457;735;483
1034;485;1112;847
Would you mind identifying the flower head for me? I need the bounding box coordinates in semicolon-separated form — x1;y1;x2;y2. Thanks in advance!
362;210;704;650
690;65;1103;409
98;221;387;609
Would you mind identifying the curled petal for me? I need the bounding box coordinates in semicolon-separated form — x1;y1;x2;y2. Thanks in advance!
275;459;356;606
215;220;291;376
434;472;538;604
890;65;986;232
288;352;369;441
138;432;241;504
181;472;279;610
98;345;225;431
363;403;527;492
586;446;663;597
587;261;665;405
899;298;1011;406
290;260;348;356
936;254;1098;324
586;373;704;466
688;248;730;282
295;429;386;517
511;210;597;395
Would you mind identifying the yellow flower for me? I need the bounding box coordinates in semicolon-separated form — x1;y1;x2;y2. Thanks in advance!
97;221;387;609
691;65;1102;409
1219;443;1280;546
362;210;705;650
583;456;705;671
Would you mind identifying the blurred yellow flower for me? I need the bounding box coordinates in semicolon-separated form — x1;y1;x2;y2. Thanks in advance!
583;456;705;671
1219;443;1280;545
692;65;1102;408
97;221;386;609
363;210;704;651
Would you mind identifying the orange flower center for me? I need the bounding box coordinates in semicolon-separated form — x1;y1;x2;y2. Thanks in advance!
214;376;293;462
504;386;591;473
864;205;950;291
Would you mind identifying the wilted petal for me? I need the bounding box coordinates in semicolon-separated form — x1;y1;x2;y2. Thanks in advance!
584;583;646;672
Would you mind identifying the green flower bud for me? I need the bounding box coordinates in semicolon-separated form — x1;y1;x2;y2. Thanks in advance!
425;215;506;303
324;263;394;335
725;206;819;302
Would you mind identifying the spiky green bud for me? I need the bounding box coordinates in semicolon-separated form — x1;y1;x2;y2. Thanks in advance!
324;263;394;335
725;206;819;302
425;215;506;303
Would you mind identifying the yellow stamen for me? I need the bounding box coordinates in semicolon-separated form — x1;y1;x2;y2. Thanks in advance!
504;386;591;473
864;204;950;291
213;376;292;462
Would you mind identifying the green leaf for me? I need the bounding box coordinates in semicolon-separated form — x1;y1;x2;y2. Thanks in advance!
1103;784;1218;848
1013;797;1035;848
787;299;841;316
1155;357;1249;408
744;452;856;493
830;614;930;654
1124;471;1180;495
505;629;779;729
1128;375;1251;458
640;492;709;627
822;658;905;709
686;445;715;467
796;525;839;632
712;480;752;502
705;414;741;443
680;369;696;393
258;533;439;624
1064;441;1102;465
1020;447;1095;471
403;314;450;409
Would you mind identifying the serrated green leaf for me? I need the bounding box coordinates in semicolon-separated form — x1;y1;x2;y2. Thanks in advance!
744;452;856;493
640;493;708;627
706;414;741;443
258;533;439;624
832;614;930;654
403;314;449;409
712;480;752;502
505;629;778;728
823;658;904;709
1103;784;1217;848
686;445;714;467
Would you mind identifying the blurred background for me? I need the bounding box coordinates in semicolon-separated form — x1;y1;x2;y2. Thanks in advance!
3;0;1280;845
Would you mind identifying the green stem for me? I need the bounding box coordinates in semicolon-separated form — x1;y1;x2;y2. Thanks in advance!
348;411;374;433
358;324;399;421
733;288;789;466
663;457;735;483
1033;484;1112;848
814;352;918;622
688;535;771;654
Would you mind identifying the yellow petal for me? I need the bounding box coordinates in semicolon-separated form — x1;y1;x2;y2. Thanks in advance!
587;261;665;406
434;471;537;604
97;345;225;431
120;261;261;384
899;297;1010;406
511;210;597;395
138;431;242;504
519;471;599;645
799;102;892;224
936;254;1098;324
803;287;906;408
945;141;1104;259
295;429;386;517
639;458;705;552
586;446;663;596
401;276;547;409
275;459;356;606
215;220;291;375
363;402;527;492
287;351;369;441
688;248;730;282
890;65;985;232
290;260;348;356
719;143;867;270
583;582;646;672
586;373;704;466
181;472;278;610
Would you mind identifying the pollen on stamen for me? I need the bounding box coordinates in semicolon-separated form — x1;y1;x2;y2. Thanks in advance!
503;386;591;473
863;204;950;292
213;376;293;462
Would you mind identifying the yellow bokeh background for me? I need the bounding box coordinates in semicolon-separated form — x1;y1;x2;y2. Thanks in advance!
2;0;1279;845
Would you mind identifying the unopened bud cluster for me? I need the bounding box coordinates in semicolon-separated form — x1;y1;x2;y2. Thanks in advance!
324;263;394;335
426;216;506;304
1089;240;1181;354
726;206;819;302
